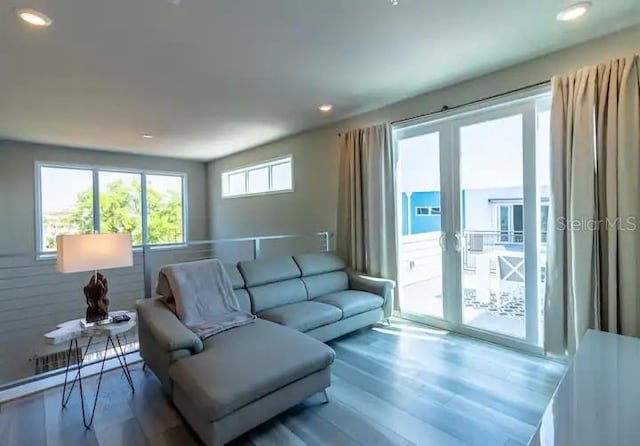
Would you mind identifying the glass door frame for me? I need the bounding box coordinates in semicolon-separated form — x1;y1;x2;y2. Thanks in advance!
450;101;539;345
393;85;550;352
393;121;453;322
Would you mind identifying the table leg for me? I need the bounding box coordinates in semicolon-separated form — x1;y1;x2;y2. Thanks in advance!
59;333;136;429
110;334;135;393
78;336;111;429
61;336;94;409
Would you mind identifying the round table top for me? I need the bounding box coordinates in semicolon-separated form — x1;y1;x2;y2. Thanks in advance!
44;311;137;345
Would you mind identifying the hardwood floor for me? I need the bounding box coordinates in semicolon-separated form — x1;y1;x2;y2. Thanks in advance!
0;320;565;446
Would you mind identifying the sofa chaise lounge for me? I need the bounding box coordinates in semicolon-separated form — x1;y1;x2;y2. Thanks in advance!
136;252;394;445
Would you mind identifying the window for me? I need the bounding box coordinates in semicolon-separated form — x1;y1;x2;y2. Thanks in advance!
99;171;143;245
495;202;548;244
146;174;185;245
540;204;549;243
495;203;523;243
222;156;293;197
37;164;186;252
248;167;269;193
415;206;440;216
40;166;94;251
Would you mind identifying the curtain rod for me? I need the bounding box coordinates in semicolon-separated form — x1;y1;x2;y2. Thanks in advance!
337;79;550;136
390;80;550;126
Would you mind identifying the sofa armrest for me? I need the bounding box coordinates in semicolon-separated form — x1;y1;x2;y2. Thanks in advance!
347;270;396;319
136;298;204;354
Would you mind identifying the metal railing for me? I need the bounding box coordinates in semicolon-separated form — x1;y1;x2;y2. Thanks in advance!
399;230;546;275
0;231;333;389
141;231;332;299
463;230;546;270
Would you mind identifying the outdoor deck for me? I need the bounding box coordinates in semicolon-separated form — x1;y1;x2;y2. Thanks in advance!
401;277;525;339
399;232;530;339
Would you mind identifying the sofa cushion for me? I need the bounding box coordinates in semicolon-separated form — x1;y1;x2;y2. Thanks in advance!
258;301;342;332
169;319;335;421
248;278;307;313
294;252;346;276
302;271;349;299
223;263;245;289
313;290;384;318
238;256;301;287
234;289;252;314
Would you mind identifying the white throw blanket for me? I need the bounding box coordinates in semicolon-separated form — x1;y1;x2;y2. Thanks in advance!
157;259;255;340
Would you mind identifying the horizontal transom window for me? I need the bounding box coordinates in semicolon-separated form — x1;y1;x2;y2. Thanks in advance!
221;156;293;198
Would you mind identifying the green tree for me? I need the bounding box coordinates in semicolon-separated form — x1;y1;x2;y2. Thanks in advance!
98;179;143;245
58;179;183;247
62;189;94;234
147;187;183;244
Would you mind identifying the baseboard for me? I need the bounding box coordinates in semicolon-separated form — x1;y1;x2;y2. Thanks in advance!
0;352;142;404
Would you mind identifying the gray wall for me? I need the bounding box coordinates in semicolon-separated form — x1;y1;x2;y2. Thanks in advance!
208;24;640;239
0;140;210;254
0;139;209;385
208;128;339;238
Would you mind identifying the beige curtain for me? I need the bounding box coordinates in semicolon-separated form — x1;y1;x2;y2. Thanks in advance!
337;123;398;316
545;55;640;355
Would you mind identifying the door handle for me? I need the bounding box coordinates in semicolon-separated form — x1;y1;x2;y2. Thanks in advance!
439;232;447;251
454;232;463;252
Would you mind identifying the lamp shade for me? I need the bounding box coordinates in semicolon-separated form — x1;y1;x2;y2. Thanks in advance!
56;233;133;274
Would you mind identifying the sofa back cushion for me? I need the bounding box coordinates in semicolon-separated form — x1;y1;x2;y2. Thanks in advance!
294;252;346;276
223;263;251;312
249;279;308;313
238;256;301;287
302;271;349;299
238;256;306;313
234;289;252;313
293;252;348;299
223;263;245;289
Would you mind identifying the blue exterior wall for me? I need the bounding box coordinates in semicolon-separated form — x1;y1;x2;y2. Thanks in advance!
402;191;441;235
402;190;467;235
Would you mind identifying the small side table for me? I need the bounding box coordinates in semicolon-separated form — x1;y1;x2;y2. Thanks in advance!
44;311;137;429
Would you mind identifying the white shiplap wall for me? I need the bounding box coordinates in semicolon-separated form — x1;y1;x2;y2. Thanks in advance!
0;253;145;385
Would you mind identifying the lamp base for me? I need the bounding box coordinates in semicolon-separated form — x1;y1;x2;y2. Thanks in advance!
84;272;110;326
81;316;113;328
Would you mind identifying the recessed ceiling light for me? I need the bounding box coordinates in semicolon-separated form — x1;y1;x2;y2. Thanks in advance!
389;0;399;5
14;8;53;27
142;133;154;139
557;2;592;22
318;104;333;113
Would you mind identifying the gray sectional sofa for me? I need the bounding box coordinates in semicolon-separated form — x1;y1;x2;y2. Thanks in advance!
237;252;394;341
137;252;394;445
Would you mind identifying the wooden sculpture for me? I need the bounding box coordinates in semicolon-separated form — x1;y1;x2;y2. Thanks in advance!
84;272;110;323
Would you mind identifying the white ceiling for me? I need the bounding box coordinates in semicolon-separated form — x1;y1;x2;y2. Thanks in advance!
1;0;639;161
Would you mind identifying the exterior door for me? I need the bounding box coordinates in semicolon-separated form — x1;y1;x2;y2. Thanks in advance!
394;88;550;350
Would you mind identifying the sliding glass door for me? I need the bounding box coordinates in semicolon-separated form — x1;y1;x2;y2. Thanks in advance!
395;89;550;348
396;126;448;320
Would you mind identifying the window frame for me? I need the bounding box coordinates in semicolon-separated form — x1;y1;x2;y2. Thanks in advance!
494;200;547;244
392;84;551;349
35;161;188;257
415;206;441;217
415;206;431;216
221;155;294;198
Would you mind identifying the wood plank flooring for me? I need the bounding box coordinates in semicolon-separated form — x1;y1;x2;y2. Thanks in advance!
0;320;565;446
